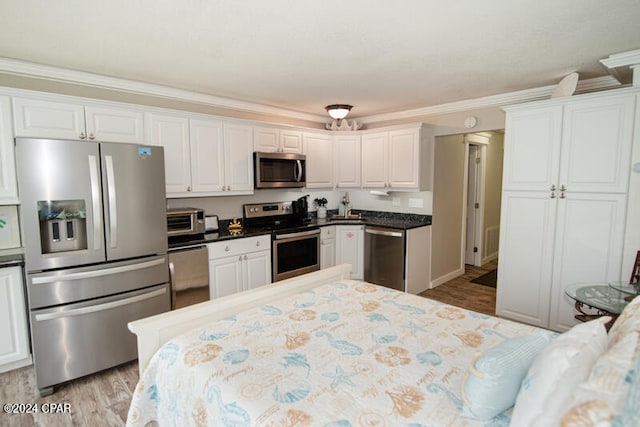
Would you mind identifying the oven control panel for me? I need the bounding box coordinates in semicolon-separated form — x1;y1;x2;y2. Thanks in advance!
244;202;293;219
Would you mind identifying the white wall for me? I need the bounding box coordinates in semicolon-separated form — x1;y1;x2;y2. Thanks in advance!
431;134;466;286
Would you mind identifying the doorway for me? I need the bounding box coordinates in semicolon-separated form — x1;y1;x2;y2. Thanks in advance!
462;132;503;269
431;131;503;288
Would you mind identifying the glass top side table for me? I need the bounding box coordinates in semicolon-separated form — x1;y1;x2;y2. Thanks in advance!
565;283;629;330
608;281;640;302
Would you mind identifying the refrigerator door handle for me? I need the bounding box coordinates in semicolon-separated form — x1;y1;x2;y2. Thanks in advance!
34;287;167;321
105;155;118;248
31;257;167;284
88;155;102;251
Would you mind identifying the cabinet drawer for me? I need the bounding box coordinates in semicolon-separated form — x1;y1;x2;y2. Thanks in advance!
321;226;335;240
208;235;270;259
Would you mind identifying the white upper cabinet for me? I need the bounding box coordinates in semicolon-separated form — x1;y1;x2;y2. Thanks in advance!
147;114;253;197
503;94;635;195
361;124;434;191
146;113;191;194
13;97;145;143
361;132;388;187
254;126;302;153
223;123;254;193
190;119;224;193
559;95;635;194
84;105;145;144
304;132;333;188
334;134;361;188
501;105;563;192
0;97;18;204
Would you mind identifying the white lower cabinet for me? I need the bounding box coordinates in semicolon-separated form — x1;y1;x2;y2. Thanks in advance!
320;226;336;270
336;225;364;279
0;266;31;373
208;236;271;299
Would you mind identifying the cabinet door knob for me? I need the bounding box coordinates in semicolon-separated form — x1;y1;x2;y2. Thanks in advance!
187;186;191;192
256;241;260;246
89;132;95;140
559;191;566;199
239;256;242;261
550;185;556;191
225;246;230;252
560;185;566;192
244;255;248;260
550;191;556;199
79;132;86;139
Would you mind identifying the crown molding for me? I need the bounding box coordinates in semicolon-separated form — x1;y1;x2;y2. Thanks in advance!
0;57;624;126
600;49;640;69
358;76;621;124
0;57;327;123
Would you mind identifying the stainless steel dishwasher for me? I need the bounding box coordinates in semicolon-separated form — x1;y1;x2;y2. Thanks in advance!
364;226;405;291
168;245;209;309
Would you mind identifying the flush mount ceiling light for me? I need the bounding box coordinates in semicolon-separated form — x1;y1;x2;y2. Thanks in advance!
325;104;352;120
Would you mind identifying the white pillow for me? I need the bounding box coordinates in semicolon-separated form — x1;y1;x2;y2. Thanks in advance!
612;347;640;427
559;331;638;425
460;330;556;420
510;317;609;427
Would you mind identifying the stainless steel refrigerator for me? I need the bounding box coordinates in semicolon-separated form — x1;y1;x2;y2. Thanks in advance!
15;137;170;396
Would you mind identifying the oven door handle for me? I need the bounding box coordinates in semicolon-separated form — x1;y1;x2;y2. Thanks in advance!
275;229;320;240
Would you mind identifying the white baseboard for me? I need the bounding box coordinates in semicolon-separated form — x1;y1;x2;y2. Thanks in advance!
430;267;465;288
482;252;498;265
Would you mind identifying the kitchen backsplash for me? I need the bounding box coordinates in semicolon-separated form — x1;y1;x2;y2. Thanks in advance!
167;189;433;219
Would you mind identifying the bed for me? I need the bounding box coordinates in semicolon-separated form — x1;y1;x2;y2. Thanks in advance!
126;264;640;427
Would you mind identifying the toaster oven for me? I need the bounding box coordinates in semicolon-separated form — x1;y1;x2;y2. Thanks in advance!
166;208;205;236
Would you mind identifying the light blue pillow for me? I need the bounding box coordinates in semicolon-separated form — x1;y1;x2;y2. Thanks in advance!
460;330;556;420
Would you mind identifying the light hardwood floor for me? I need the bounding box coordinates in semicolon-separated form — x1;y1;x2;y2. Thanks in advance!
0;262;498;426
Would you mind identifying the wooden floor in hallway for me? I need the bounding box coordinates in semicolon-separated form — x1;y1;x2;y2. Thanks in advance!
0;261;499;426
420;260;498;316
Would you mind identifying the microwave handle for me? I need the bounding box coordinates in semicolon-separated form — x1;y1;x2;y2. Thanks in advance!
295;160;303;182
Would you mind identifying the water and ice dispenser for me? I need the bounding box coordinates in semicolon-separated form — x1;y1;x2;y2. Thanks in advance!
38;200;88;254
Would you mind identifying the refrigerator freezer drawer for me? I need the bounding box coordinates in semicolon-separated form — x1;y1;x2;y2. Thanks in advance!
30;283;170;394
27;255;169;309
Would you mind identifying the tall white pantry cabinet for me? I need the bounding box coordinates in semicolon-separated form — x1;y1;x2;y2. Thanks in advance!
496;90;637;332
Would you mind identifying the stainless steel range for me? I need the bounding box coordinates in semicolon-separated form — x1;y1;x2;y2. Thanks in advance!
243;201;320;282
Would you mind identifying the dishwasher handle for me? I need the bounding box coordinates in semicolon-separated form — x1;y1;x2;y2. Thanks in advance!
365;228;404;238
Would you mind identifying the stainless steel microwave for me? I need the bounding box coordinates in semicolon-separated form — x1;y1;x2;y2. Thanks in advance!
167;208;205;236
254;152;306;188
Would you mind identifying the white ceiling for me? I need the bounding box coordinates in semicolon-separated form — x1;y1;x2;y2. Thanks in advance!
0;0;639;120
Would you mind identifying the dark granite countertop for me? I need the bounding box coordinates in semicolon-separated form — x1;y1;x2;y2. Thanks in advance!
169;210;431;249
0;253;24;267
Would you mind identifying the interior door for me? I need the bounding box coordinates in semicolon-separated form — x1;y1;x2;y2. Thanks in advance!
101;142;167;261
465;145;479;265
